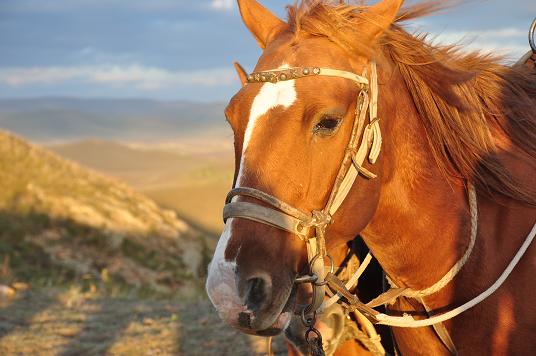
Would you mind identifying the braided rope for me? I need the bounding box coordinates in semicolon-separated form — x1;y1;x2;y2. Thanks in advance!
376;210;536;328
341;312;385;356
387;184;478;298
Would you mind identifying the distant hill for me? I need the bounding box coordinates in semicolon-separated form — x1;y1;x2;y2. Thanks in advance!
0;131;209;295
0;97;227;142
49;139;202;173
48;139;234;235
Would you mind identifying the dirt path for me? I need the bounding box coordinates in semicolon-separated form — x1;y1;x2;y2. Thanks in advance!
0;289;287;355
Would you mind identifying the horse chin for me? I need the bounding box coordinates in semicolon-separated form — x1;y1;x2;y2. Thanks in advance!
237;285;296;335
234;310;292;336
251;311;292;336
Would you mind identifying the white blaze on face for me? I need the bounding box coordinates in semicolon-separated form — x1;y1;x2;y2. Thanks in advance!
237;64;297;185
206;63;297;324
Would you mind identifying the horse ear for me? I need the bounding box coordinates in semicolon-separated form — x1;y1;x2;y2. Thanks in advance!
237;0;287;49
361;0;403;42
233;62;248;87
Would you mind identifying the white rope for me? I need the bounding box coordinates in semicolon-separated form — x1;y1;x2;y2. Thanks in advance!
354;310;386;356
376;221;536;327
387;184;478;298
323;182;535;329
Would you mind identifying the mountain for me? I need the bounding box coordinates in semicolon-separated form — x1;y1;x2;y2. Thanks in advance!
0;130;209;295
0;97;228;142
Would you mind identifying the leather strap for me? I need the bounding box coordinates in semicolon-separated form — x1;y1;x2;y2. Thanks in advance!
316;68;369;85
246;66;369;85
420;298;458;355
324;272;379;322
223;202;309;238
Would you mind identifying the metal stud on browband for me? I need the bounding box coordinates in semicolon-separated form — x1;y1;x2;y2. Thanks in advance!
246;66;369;86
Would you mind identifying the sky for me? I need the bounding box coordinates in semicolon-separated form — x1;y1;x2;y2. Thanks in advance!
0;0;534;102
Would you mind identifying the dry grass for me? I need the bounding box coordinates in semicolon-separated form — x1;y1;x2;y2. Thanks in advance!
0;131;210;296
49;137;235;236
0;288;287;356
145;182;230;237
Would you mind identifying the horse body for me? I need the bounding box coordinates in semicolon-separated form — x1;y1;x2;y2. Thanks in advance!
206;1;536;354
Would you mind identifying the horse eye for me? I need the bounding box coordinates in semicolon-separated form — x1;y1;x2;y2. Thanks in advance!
313;115;341;135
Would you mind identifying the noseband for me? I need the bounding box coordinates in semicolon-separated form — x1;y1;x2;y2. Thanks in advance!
223;62;382;343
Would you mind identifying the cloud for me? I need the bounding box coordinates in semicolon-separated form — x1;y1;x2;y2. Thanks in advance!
429;27;529;59
210;0;233;11
0;64;236;90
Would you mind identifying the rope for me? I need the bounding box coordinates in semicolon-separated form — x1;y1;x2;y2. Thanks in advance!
342;314;385;356
353;311;386;356
386;184;478;298
319;182;535;330
375;221;536;327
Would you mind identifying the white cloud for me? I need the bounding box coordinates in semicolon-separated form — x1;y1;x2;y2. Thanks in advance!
210;0;233;11
0;64;236;90
430;27;529;60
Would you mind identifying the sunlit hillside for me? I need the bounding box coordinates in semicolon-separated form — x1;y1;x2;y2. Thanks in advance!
0;131;209;296
50;138;235;236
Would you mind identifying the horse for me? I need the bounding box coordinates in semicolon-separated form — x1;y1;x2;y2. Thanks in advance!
206;0;536;355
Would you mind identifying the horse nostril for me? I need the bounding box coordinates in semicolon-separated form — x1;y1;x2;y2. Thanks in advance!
245;277;271;311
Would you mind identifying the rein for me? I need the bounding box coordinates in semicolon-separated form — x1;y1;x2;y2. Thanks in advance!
222;61;536;354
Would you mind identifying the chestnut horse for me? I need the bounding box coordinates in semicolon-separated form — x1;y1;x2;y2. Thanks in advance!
206;0;536;355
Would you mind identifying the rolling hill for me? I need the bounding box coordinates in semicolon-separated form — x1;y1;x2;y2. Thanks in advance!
0;97;228;142
49;139;235;235
0;130;209;296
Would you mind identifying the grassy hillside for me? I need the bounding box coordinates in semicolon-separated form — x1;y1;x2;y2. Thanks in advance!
50;139;235;235
0;131;209;296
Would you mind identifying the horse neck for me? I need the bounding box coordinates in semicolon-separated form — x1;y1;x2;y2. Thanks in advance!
361;62;473;290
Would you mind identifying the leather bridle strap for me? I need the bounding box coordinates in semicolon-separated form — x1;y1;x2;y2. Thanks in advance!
223;202;308;237
245;66;369;86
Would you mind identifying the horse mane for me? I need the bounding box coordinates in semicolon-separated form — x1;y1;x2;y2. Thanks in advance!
287;0;536;206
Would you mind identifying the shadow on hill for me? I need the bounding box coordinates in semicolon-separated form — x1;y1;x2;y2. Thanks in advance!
0;292;55;340
58;298;173;356
0;209;205;297
0;289;263;355
176;299;273;356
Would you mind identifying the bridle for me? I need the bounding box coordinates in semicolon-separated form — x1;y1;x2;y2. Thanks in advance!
222;61;536;354
224;62;383;348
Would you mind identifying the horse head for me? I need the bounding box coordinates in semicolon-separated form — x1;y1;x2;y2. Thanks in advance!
206;0;402;337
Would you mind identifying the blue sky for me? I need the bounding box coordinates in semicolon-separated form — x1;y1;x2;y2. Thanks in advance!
0;0;534;101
